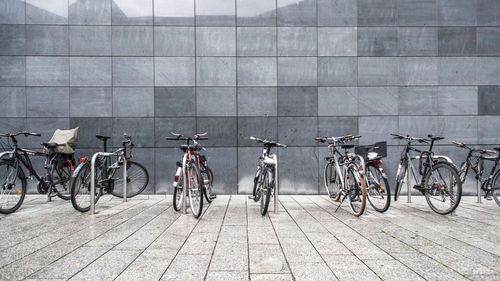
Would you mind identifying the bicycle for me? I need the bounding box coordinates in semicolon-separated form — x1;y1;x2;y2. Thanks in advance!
249;136;286;216
0;131;74;214
453;141;500;206
355;141;391;212
392;134;462;215
168;132;214;218
316;135;367;216
70;134;149;213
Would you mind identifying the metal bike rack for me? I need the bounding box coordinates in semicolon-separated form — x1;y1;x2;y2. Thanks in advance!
477;158;483;203
90;151;127;215
271;154;279;214
406;155;453;203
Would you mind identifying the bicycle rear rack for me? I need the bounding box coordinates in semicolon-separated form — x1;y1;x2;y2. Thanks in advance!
90;151;127;215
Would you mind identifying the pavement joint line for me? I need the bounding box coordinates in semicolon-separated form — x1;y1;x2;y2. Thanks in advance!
112;206;182;280
156;195;221;280
310;195;427;281
278;196;341;281
367;202;500;274
65;198;171;280
202;195;233;280
0;197;155;272
24;198;167;280
267;199;297;281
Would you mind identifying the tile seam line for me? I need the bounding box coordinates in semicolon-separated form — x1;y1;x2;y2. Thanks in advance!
306;195;427;281
15;198;166;278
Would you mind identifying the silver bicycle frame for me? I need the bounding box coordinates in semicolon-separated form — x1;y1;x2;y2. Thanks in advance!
90;151;127;215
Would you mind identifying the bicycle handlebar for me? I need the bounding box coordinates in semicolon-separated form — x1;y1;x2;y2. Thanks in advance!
391;133;429;143
0;131;41;138
249;136;287;148
315;134;361;144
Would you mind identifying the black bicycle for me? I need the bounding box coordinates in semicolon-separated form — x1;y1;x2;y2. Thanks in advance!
250;136;286;216
355;142;391;212
0;131;74;214
70;134;149;213
168;132;213;218
392;134;462;215
453;141;500;206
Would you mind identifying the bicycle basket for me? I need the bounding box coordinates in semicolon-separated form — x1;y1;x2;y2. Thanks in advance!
354;141;387;160
43;127;79;154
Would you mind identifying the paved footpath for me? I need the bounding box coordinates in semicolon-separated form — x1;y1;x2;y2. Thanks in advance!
0;195;498;281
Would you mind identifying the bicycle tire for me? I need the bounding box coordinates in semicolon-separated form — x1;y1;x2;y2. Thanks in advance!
70;162;100;213
252;167;262;202
394;160;407;201
110;161;149;198
187;162;203;218
0;161;26;214
424;162;462;215
459;161;468;184
202;167;214;203
260;168;272;216
323;161;341;201
366;165;391;213
173;184;183;212
490;169;500;207
345;163;366;217
53;165;72;200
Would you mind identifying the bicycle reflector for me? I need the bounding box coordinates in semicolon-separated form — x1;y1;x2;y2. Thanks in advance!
174;175;179;182
373;160;383;166
80;158;86;162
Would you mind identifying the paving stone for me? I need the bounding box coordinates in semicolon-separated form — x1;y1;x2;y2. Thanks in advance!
250;244;290;274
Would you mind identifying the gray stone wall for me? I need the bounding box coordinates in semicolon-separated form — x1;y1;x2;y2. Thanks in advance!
0;0;499;194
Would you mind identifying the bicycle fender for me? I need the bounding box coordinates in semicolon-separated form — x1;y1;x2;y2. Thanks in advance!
0;151;14;160
266;167;274;189
254;168;261;183
377;166;388;179
72;162;88;178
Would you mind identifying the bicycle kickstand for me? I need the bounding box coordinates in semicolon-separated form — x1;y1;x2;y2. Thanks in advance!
335;193;348;213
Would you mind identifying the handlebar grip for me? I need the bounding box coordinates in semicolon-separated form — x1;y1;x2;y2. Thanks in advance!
165;137;178;140
249;136;257;140
198;137;208;140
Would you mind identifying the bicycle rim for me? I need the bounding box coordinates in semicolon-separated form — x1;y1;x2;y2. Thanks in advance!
424;163;462;215
323;161;341;201
188;163;203;218
366;165;391;213
111;161;149;198
201;168;213;203
260;170;271;216
345;163;366;216
71;163;99;212
491;170;500;207
0;161;26;214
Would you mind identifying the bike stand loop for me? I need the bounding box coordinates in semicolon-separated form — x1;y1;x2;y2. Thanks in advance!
90;151;127;215
272;154;279;214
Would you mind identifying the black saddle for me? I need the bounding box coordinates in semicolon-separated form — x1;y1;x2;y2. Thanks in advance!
341;145;355;149
41;142;58;149
428;134;444;141
96;135;111;141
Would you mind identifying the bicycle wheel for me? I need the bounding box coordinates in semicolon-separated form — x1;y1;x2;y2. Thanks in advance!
394;160;407;201
345;163;366;216
252;167;262;202
260;168;272;216
187;162;203;218
324;161;341;201
173;180;183;212
53;165;72;200
366;165;391;213
202;167;214;203
424;162;462;215
490;169;500;207
70;162;100;213
459;161;468;183
0;161;26;214
110;161;149;198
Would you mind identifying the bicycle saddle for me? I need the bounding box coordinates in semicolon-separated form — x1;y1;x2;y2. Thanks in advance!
341;144;355;149
428;134;444;140
96;135;111;141
41;142;58;149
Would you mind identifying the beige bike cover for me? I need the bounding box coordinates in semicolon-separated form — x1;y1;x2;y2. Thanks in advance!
43;127;79;154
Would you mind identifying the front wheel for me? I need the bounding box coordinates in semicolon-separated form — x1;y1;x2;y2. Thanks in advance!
202;167;214;203
490;169;500;207
345;163;366;217
0;161;26;214
260;168;272;216
366;165;391;213
252;167;262;202
110;161;149;198
323;161;341;201
394;161;407;201
187;162;203;218
424;163;462;215
70;162;99;213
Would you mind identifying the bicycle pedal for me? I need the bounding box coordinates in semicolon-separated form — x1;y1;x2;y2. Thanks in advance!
413;184;424;191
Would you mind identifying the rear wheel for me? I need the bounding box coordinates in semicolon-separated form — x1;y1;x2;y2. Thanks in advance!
424;163;462;215
71;162;100;213
345;163;366;217
53;165;72;200
394;161;407;201
252;167;262;202
173;183;183;212
260;169;272;216
0;161;26;214
366;165;391;213
323;161;341;201
110;161;149;198
490;169;500;207
187;163;203;218
202;167;214;203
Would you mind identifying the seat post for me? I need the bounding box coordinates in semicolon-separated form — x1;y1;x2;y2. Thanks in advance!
103;139;107;152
